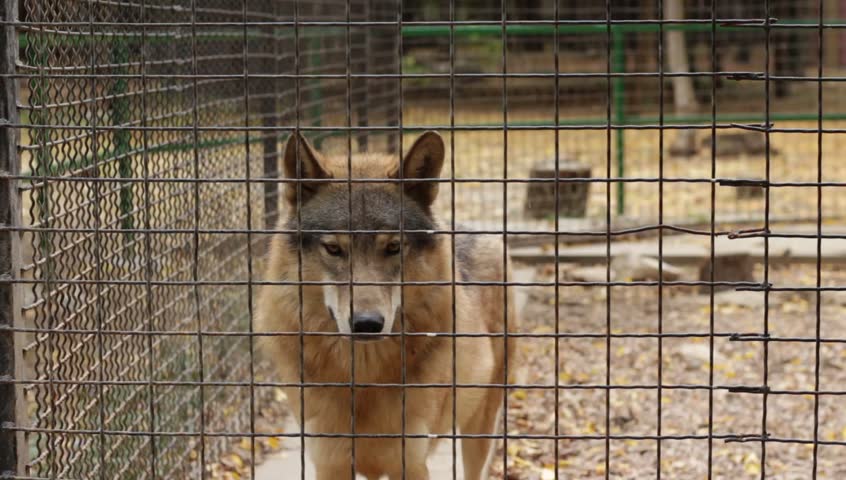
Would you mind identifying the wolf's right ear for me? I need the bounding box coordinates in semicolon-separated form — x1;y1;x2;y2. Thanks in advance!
283;132;332;206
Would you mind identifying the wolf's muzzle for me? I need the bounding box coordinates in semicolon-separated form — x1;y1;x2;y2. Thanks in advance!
351;312;385;337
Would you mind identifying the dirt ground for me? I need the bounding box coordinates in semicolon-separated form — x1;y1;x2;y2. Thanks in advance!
208;260;846;480
489;262;846;479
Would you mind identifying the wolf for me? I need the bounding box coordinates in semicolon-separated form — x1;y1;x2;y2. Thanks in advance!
256;131;518;480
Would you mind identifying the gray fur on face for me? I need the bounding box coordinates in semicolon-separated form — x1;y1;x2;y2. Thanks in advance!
284;185;437;251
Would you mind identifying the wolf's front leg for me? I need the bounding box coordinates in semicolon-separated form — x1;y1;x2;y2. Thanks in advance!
388;465;430;480
387;434;432;480
314;464;355;480
308;434;355;480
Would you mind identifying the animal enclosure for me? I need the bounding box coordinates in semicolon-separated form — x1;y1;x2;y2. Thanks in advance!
1;0;845;479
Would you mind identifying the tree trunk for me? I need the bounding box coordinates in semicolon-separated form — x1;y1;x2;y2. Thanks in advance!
665;0;699;156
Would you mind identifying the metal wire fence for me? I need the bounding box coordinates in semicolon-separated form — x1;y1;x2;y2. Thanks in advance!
0;0;844;479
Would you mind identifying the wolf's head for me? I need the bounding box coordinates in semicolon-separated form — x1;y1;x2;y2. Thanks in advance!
281;131;445;340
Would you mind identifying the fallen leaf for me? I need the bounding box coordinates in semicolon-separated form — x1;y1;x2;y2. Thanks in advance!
744;453;761;475
274;388;287;402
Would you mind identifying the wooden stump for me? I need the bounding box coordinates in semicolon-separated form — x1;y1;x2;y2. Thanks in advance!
524;160;591;219
736;179;765;199
701;132;778;157
698;253;754;292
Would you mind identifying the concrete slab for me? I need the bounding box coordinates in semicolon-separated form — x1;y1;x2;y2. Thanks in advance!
510;232;846;266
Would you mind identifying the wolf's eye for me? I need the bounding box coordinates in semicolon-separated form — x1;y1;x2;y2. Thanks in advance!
385;241;401;256
322;243;343;257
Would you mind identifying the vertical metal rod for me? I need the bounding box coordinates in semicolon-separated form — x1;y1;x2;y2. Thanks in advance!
188;0;206;476
308;31;324;151
386;0;399;155
344;0;357;477
604;3;613;479
292;2;307;479
706;1;717;478
396;0;407;477
656;2;665;477
612;28;625;216
241;1;257;478
386;0;402;153
500;0;510;477
88;5;107;478
552;0;561;476
355;0;369;153
0;0;24;475
811;0;825;477
448;0;457;477
760;3;772;478
261;7;281;230
138;1;158;478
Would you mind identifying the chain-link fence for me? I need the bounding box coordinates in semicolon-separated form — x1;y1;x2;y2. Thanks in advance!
7;0;398;478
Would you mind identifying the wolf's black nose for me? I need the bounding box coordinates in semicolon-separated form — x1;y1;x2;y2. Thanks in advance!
351;312;384;333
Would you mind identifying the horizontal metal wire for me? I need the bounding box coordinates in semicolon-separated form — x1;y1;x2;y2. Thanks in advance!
1;278;770;288
11;175;846;187
4;426;844;447
2;378;845;397
5;19;839;30
9;328;846;345
0;378;774;389
0;224;740;236
10;71;846;82
0;327;745;339
1;121;776;131
2;71;774;79
14;121;845;133
2;18;780;27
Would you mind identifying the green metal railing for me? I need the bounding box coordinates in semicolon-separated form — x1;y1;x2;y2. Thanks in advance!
110;37;134;241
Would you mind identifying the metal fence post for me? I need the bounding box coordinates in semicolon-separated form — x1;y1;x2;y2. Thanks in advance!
0;0;24;476
261;2;281;229
307;1;325;150
355;0;370;152
612;26;626;216
385;0;399;154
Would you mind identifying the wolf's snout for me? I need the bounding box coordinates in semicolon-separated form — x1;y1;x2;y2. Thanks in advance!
351;312;384;334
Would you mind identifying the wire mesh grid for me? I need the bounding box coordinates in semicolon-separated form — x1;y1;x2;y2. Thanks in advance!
0;0;845;479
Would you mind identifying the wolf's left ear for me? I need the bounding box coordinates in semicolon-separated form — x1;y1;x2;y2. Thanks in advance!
390;131;445;207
